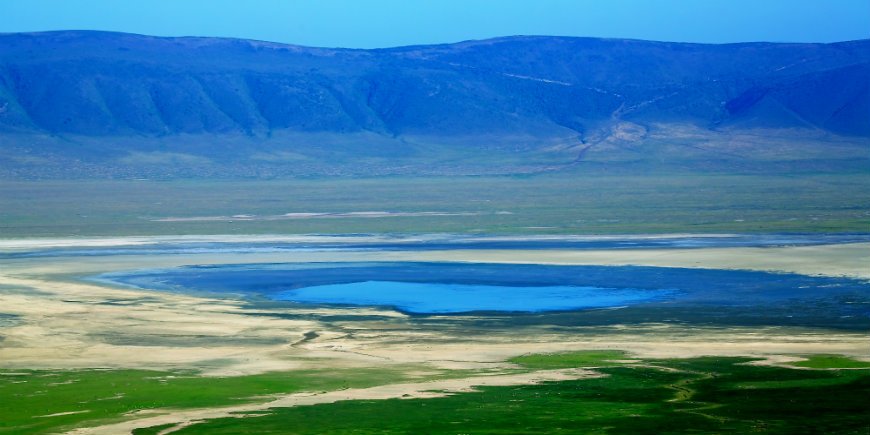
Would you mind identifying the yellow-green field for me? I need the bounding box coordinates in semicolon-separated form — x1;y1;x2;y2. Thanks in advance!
2;174;869;237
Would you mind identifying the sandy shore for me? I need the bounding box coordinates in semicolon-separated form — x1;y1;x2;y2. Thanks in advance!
1;236;868;433
0;233;739;250
393;243;870;280
2;239;868;375
6;240;869;278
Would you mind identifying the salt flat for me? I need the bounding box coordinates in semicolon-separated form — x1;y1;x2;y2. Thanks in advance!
2;235;868;374
1;235;869;434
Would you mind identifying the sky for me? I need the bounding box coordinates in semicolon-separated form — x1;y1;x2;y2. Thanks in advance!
0;0;868;48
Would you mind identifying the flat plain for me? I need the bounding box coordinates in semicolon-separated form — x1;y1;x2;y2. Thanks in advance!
2;173;869;237
1;182;869;434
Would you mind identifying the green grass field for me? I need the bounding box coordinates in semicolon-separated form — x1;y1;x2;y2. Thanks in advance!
3;353;869;434
2;173;869;237
147;353;870;435
791;354;870;369
509;350;630;368
0;367;418;435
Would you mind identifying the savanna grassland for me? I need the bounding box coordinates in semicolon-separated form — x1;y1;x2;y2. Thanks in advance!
2;173;868;237
3;352;870;435
0;367;415;435
157;356;870;435
5;351;866;435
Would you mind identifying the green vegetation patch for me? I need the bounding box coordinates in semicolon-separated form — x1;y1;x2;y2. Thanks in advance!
791;354;870;369
169;367;684;435
0;367;412;435
6;353;870;434
160;356;870;435
510;350;630;369
130;423;176;435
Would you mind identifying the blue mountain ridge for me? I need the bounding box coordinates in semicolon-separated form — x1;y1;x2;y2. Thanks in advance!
0;31;868;178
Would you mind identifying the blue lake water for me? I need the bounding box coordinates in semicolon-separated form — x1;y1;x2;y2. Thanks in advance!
274;281;675;313
95;262;870;321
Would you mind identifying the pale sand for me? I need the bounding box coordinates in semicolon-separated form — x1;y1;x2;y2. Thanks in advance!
1;240;868;375
35;410;91;418
0;238;868;433
0;233;736;250
390;242;870;280
64;368;601;435
0;234;444;251
6;242;869;279
2;270;867;376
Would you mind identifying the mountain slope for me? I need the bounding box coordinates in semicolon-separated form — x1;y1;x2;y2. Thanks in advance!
0;31;868;178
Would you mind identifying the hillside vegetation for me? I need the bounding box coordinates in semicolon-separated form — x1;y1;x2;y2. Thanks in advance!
1;32;868;178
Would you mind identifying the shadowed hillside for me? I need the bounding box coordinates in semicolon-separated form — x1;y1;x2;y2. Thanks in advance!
0;31;868;178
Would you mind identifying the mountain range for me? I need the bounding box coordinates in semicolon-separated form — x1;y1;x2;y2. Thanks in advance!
1;31;868;178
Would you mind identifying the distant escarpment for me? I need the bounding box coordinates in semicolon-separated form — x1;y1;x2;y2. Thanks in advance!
1;31;868;178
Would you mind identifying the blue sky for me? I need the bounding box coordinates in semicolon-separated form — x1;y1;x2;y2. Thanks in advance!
1;0;868;47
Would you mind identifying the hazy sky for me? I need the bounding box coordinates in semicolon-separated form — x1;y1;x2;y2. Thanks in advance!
1;0;868;47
